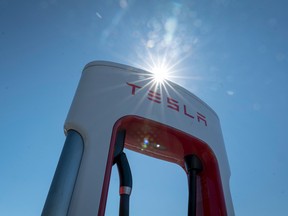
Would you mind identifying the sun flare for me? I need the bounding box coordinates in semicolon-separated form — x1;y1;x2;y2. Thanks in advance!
151;65;170;84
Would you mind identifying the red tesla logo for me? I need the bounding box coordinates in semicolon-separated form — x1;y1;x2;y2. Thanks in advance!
126;82;207;126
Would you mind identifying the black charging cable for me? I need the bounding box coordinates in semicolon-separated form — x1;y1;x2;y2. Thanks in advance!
184;154;203;216
114;152;132;216
113;130;132;216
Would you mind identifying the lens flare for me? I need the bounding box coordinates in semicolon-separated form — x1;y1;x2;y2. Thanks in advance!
151;65;169;84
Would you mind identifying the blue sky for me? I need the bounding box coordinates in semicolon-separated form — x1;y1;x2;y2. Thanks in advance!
1;0;288;215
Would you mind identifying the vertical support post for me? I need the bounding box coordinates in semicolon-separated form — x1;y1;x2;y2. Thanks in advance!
184;154;203;216
42;130;84;216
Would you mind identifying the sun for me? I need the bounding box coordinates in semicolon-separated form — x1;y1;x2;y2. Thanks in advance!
151;64;170;84
142;54;173;86
132;50;180;87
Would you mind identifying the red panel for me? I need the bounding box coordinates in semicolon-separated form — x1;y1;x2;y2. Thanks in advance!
100;115;227;216
98;120;123;216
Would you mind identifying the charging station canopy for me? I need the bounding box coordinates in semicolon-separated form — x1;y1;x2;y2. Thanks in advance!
42;61;234;216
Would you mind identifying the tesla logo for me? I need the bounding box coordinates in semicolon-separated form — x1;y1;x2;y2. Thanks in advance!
126;82;207;126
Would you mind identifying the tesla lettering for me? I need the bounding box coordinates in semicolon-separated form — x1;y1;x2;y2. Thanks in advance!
126;82;207;126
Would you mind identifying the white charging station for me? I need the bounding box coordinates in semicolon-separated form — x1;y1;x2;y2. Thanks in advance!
42;61;234;216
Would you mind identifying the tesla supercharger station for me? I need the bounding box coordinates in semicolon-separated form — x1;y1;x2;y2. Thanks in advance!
42;61;234;216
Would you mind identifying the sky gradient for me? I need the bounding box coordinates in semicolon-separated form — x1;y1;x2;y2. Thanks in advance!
1;0;288;215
